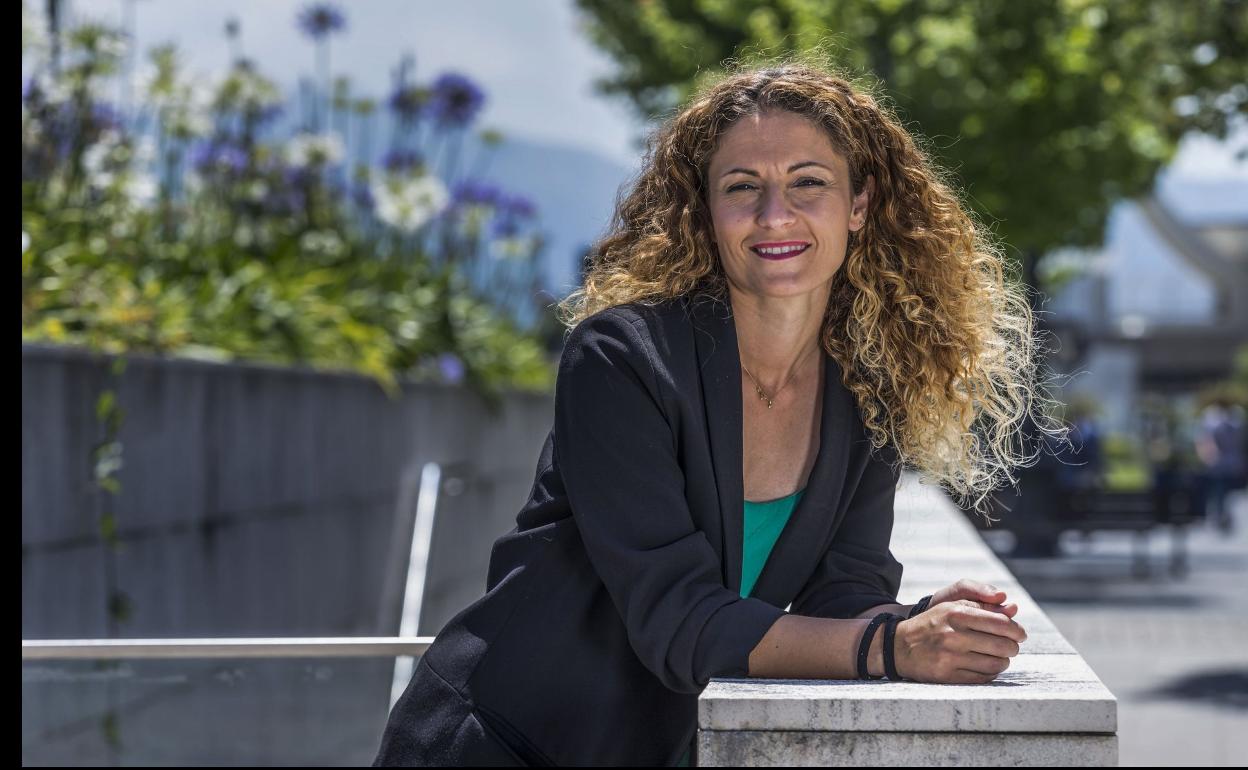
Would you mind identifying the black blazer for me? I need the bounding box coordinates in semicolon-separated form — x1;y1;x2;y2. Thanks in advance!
373;291;904;767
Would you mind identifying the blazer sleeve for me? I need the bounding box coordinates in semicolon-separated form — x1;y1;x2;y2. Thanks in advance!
788;440;904;620
554;309;787;695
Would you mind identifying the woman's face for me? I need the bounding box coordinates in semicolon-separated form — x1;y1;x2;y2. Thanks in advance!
705;109;872;301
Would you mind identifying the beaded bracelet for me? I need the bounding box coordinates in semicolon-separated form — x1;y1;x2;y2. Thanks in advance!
907;595;933;619
882;615;904;681
856;612;895;680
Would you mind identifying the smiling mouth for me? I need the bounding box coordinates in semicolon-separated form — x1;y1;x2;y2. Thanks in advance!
750;244;810;260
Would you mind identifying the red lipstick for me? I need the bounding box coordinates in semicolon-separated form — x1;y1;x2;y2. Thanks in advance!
750;241;810;260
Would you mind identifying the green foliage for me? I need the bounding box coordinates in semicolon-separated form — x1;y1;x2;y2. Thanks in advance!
1101;431;1150;491
575;0;1247;259
1103;461;1151;492
1196;344;1248;409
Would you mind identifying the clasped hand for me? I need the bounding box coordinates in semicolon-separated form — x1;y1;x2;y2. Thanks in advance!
895;578;1028;684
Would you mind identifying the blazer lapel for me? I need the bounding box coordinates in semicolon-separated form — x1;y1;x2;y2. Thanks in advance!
689;293;745;594
750;353;854;608
689;291;855;608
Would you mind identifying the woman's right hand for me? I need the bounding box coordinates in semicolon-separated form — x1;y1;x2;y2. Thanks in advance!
893;599;1028;684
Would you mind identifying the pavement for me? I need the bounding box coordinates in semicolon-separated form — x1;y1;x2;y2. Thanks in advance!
980;491;1248;767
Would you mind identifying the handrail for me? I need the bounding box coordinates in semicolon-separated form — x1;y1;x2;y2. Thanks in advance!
23;460;447;674
390;460;442;709
21;636;435;660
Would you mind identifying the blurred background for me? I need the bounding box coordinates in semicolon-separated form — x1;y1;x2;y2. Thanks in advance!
22;0;1247;766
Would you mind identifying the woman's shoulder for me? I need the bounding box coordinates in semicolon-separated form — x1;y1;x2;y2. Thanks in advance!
566;294;699;349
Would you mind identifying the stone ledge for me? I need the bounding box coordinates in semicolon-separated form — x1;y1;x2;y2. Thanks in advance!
696;730;1119;767
701;654;1114;733
699;473;1118;765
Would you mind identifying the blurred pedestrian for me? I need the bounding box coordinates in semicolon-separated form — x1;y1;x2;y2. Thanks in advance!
1195;401;1246;533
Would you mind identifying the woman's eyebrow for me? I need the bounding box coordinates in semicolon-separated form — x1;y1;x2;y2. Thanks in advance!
720;160;832;178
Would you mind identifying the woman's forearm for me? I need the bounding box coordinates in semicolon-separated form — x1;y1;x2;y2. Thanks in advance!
747;613;889;680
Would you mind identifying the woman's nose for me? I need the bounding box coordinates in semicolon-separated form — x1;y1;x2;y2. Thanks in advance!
756;188;797;228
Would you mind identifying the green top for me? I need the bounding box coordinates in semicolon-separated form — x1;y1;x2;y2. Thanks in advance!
676;487;805;767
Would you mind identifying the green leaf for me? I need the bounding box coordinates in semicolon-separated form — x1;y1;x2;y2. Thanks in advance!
99;511;118;543
95;391;116;422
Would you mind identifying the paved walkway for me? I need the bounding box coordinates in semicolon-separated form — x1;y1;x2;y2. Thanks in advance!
981;491;1248;767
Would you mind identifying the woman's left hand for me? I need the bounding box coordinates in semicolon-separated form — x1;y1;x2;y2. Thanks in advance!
928;578;1018;618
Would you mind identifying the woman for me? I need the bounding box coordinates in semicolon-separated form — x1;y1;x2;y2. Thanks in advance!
373;62;1061;767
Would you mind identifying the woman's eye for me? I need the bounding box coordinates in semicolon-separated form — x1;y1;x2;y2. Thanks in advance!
726;178;826;193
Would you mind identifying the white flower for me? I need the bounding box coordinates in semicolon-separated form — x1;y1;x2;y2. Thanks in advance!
244;180;269;202
22;230;31;253
454;203;494;237
27;72;71;106
371;173;449;233
189;75;215;110
130;63;156;102
183;170;205;197
489;233;541;261
210;65;281;115
133;136;157;166
299;229;345;258
234;224;255;248
82;146;112;180
94;31;129;61
122;172;159;209
285;132;344;168
82;130;124;178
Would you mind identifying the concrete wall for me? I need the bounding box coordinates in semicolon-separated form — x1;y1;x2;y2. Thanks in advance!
21;343;555;641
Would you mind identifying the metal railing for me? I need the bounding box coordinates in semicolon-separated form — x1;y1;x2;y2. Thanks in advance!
23;461;446;716
21;637;434;660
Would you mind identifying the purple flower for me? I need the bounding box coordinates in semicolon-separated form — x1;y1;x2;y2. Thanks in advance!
296;3;347;40
190;140;249;175
260;183;305;216
428;73;485;129
88;102;124;134
22;78;40;105
450;179;503;208
491;217;522;239
382;149;425;174
437;353;466;384
501;194;536;219
282;164;317;188
388;85;428;121
488;193;538;238
352;183;374;210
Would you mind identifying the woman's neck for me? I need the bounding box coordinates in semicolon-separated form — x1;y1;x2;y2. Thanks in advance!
729;285;828;392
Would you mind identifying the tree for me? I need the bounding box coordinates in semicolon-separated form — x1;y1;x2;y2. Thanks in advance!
574;0;1247;281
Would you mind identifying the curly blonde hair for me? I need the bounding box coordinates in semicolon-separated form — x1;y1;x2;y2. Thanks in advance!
556;60;1068;520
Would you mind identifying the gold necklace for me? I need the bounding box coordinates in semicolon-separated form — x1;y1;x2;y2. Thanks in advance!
740;350;814;410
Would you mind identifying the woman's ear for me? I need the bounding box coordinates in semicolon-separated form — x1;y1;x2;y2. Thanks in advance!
850;174;875;231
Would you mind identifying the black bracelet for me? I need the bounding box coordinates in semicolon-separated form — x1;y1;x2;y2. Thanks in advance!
882;615;904;681
907;595;932;619
856;613;893;680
